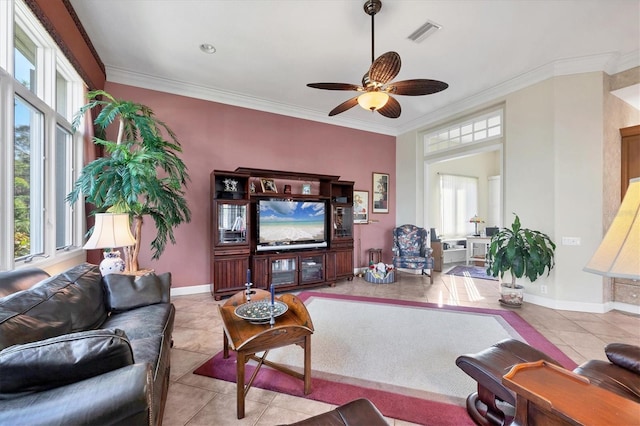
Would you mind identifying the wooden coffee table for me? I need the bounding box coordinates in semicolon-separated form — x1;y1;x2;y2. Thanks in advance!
218;289;314;419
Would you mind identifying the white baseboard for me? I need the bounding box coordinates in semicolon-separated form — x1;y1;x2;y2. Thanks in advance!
171;284;210;297
524;293;640;314
611;301;640;315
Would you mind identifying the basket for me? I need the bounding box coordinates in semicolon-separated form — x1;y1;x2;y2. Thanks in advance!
364;270;395;284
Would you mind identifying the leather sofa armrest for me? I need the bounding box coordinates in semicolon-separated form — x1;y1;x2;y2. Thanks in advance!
0;268;50;297
605;343;640;374
0;363;152;426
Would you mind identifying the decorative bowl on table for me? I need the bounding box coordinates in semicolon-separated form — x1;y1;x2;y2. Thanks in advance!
234;300;288;324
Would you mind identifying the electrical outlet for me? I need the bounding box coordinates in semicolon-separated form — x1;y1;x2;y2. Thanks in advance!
540;285;548;294
561;237;581;246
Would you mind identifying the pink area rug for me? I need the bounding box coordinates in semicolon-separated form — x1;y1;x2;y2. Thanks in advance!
194;292;576;425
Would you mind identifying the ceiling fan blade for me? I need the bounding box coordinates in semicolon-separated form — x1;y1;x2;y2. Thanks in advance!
307;83;363;91
387;79;449;96
368;51;401;85
329;96;360;116
377;95;401;118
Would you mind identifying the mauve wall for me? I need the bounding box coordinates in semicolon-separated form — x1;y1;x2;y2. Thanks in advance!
104;83;396;288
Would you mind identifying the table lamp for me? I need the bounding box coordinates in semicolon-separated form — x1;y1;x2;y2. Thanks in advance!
83;213;136;275
584;177;640;280
469;215;485;236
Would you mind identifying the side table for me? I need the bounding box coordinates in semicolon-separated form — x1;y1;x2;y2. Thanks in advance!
503;360;640;425
368;248;383;264
219;290;314;419
466;236;491;266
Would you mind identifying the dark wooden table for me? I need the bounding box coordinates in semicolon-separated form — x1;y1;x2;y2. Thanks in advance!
219;290;314;419
503;360;640;425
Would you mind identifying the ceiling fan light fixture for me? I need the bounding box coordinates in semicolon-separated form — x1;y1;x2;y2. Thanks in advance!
357;91;389;111
306;0;448;118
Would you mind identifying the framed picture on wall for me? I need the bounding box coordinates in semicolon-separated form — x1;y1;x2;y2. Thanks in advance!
353;190;369;224
372;172;389;213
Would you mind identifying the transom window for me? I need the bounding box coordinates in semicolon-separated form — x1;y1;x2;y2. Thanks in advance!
1;0;85;269
424;109;503;153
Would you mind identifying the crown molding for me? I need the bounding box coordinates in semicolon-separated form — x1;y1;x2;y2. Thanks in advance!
107;50;640;138
106;66;397;136
397;51;640;135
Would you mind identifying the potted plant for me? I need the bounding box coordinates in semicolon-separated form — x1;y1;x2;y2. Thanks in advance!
486;213;556;307
67;90;191;272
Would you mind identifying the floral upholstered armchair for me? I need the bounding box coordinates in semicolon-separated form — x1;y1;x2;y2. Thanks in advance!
392;224;434;283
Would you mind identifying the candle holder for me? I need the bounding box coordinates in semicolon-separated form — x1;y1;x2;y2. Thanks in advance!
245;268;253;301
269;303;275;327
269;283;276;327
244;280;253;302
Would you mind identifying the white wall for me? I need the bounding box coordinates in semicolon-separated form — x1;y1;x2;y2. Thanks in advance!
395;131;422;227
552;73;605;305
396;71;614;312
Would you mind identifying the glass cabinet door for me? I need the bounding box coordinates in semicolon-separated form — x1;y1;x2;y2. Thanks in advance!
300;255;324;284
271;258;297;286
332;205;353;239
217;202;248;244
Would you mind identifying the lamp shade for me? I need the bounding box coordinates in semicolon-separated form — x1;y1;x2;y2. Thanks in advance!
469;215;484;224
584;177;640;280
357;91;389;111
84;213;136;250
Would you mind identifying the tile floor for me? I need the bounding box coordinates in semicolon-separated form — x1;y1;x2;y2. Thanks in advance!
163;268;640;426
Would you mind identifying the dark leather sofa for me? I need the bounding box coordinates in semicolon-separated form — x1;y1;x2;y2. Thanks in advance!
286;398;388;426
456;338;640;426
0;263;175;426
0;267;50;297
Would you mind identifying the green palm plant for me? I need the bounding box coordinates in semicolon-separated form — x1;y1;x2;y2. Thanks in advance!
486;213;556;289
67;90;191;272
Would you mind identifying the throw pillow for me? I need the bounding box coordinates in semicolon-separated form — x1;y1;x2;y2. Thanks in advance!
103;272;171;312
0;328;133;398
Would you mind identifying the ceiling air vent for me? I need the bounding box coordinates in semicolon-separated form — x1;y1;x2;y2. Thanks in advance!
407;20;441;43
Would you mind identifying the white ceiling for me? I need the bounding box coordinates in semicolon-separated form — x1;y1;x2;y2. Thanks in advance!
68;0;639;136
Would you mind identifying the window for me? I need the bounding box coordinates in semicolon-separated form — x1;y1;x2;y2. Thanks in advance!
439;174;478;238
13;23;36;93
14;95;44;259
55;125;73;249
424;109;503;154
1;1;84;269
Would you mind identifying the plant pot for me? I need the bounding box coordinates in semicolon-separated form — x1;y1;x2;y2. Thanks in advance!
499;283;524;308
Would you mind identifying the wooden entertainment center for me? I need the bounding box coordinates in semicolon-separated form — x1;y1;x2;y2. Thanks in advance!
210;167;354;300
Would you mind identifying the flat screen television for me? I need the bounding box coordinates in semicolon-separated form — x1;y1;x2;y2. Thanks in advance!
256;199;327;251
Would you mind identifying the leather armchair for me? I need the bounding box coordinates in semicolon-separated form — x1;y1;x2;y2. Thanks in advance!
392;224;434;283
456;339;640;426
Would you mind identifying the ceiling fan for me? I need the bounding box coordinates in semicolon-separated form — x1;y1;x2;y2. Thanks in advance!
307;0;448;119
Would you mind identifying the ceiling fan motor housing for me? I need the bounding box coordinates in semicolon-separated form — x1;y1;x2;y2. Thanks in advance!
363;0;382;16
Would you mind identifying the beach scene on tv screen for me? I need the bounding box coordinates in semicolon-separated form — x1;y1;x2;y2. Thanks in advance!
259;201;325;243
